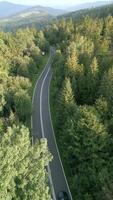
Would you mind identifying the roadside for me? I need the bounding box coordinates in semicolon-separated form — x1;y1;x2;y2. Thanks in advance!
31;54;49;91
49;56;73;199
29;53;49;132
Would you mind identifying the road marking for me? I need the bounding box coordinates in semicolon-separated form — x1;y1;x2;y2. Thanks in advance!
31;53;52;144
31;51;56;199
32;49;73;200
40;66;50;138
40;66;56;200
48;73;73;200
32;54;51;104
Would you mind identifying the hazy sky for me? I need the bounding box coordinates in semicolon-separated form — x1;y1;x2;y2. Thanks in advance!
0;0;111;8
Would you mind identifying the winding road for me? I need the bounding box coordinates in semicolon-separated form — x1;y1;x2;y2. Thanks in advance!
32;49;73;200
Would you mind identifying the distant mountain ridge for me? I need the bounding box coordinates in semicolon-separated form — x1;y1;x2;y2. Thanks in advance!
67;1;113;11
0;1;113;31
0;1;30;18
0;1;66;31
0;1;112;19
24;6;65;16
0;1;65;19
63;2;113;23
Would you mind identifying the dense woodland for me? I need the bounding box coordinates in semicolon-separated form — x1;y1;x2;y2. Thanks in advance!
0;28;52;199
1;3;113;200
46;13;113;200
64;4;113;22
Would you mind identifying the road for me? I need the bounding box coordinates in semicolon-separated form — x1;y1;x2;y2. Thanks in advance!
32;49;73;200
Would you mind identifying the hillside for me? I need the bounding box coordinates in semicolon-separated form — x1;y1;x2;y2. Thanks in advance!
63;3;113;21
0;11;54;31
46;4;113;199
1;1;113;31
25;5;65;16
0;1;30;18
1;1;113;200
68;1;113;11
0;2;65;31
0;26;52;199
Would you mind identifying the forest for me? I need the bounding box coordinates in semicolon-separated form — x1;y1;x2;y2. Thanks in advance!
1;2;113;200
63;3;113;22
46;14;113;200
0;28;52;199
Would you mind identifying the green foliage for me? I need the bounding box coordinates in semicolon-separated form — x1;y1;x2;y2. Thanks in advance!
66;42;83;76
61;77;74;106
95;96;108;120
49;12;113;200
0;125;52;200
14;90;31;122
70;106;108;200
99;66;113;117
0;27;52;199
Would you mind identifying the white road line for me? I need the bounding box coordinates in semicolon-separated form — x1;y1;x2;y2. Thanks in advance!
48;73;73;200
40;66;56;200
31;49;73;199
32;53;51;104
40;66;50;138
31;52;52;144
31;51;56;199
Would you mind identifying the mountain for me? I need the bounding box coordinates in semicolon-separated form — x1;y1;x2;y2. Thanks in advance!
0;2;65;31
0;1;30;18
0;1;65;19
0;1;112;19
63;3;113;22
0;10;53;31
1;1;112;31
68;1;113;11
24;6;65;16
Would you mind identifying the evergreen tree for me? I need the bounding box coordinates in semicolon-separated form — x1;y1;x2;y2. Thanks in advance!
60;77;74;106
66;42;84;77
99;66;113;117
0;125;52;200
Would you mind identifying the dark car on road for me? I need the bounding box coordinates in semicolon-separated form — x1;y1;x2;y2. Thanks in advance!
57;191;69;200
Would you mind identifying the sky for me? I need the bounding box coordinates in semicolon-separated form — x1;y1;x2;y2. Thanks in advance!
0;0;111;8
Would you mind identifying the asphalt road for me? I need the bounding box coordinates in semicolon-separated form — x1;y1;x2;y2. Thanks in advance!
32;50;73;200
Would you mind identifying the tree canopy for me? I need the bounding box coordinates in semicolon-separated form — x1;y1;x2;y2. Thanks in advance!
0;28;52;200
48;13;113;200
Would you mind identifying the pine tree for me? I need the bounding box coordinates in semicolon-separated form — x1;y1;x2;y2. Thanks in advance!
99;66;113;117
66;42;83;77
91;57;99;76
0;125;52;200
61;77;74;106
68;106;108;200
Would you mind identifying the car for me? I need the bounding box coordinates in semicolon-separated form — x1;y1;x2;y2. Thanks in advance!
57;191;69;200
